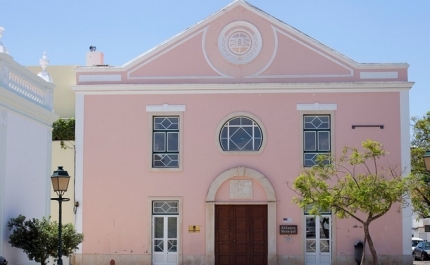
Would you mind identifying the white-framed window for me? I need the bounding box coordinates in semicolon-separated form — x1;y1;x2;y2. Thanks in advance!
303;115;331;167
152;116;179;168
216;112;266;154
147;104;185;171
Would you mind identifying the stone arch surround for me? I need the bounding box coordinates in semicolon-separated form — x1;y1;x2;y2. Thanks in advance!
205;166;277;265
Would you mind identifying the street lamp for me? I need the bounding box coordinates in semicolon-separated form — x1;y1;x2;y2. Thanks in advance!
424;151;430;171
50;166;70;265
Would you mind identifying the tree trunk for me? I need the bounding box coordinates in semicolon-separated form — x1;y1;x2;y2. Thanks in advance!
363;223;379;265
361;236;367;265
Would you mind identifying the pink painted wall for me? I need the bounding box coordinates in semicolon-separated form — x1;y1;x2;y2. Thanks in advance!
80;91;402;256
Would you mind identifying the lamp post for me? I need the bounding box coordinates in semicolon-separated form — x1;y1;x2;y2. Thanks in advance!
50;166;70;265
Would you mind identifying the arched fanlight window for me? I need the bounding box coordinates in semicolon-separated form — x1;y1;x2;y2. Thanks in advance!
219;116;263;151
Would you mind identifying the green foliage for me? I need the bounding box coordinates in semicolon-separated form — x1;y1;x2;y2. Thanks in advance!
8;215;84;265
292;140;404;265
406;111;430;217
52;118;75;149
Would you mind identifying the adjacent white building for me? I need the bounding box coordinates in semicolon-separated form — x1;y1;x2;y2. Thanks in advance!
0;28;58;265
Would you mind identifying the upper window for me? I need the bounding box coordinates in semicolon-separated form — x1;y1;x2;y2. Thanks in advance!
153;116;179;168
219;116;263;152
303;115;331;167
152;200;179;215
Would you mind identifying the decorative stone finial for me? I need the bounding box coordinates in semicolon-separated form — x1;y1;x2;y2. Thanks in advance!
37;51;53;83
40;51;49;71
0;27;9;54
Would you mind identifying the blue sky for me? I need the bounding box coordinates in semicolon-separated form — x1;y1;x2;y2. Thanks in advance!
1;0;429;119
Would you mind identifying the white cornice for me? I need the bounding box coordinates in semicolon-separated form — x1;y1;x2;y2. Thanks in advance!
0;87;58;127
355;63;409;69
72;82;414;95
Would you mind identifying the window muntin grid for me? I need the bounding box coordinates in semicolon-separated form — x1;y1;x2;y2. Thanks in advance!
153;117;179;168
152;201;179;215
219;116;262;151
303;115;331;167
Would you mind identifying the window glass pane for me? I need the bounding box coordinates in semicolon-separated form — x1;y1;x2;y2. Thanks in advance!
228;140;240;151
306;217;316;239
240;117;253;125
243;126;253;135
242;141;253;151
153;132;165;152
154;217;164;238
320;217;330;240
304;115;330;129
254;127;261;138
167;240;178;252
319;116;330;129
167;132;179;152
229;118;241;125
220;138;228;150
304;116;316;129
318;131;330;151
306;240;316;253
168;217;177;238
304;153;317;167
153;201;179;214
168;240;177;252
154;240;164;252
255;139;262;150
153;154;179;168
304;131;316;151
230;128;251;150
220;128;228;138
167;117;179;130
154;117;178;130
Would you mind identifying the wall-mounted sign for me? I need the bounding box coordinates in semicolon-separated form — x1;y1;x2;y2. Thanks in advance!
280;225;297;235
188;225;201;233
283;217;293;223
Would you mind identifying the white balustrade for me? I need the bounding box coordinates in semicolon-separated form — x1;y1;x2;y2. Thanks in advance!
0;55;53;111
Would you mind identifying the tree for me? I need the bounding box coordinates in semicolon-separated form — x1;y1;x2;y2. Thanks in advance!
8;215;84;265
291;140;404;265
52;118;75;149
406;111;430;218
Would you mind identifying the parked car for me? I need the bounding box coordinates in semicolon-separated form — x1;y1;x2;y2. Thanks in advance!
413;241;430;261
413;237;424;253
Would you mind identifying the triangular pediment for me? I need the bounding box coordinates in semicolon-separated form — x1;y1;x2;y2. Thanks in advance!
76;1;408;85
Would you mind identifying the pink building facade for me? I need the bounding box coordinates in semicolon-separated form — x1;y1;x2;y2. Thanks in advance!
72;1;413;264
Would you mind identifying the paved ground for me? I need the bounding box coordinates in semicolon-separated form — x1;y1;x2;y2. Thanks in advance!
414;260;430;264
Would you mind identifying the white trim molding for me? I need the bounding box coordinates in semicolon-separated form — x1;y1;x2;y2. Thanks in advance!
72;82;414;95
400;90;412;256
78;74;121;82
360;71;398;79
146;104;186;112
296;103;337;111
74;93;85;253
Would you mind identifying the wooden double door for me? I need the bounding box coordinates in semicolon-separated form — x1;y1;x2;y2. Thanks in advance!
215;205;268;265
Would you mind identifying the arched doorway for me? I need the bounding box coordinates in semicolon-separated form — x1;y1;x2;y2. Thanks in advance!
205;167;277;265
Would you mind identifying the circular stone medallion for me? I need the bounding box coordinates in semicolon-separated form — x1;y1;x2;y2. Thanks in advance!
218;21;262;65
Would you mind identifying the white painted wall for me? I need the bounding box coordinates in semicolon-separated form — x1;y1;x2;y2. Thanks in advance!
0;52;58;265
2;111;53;265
